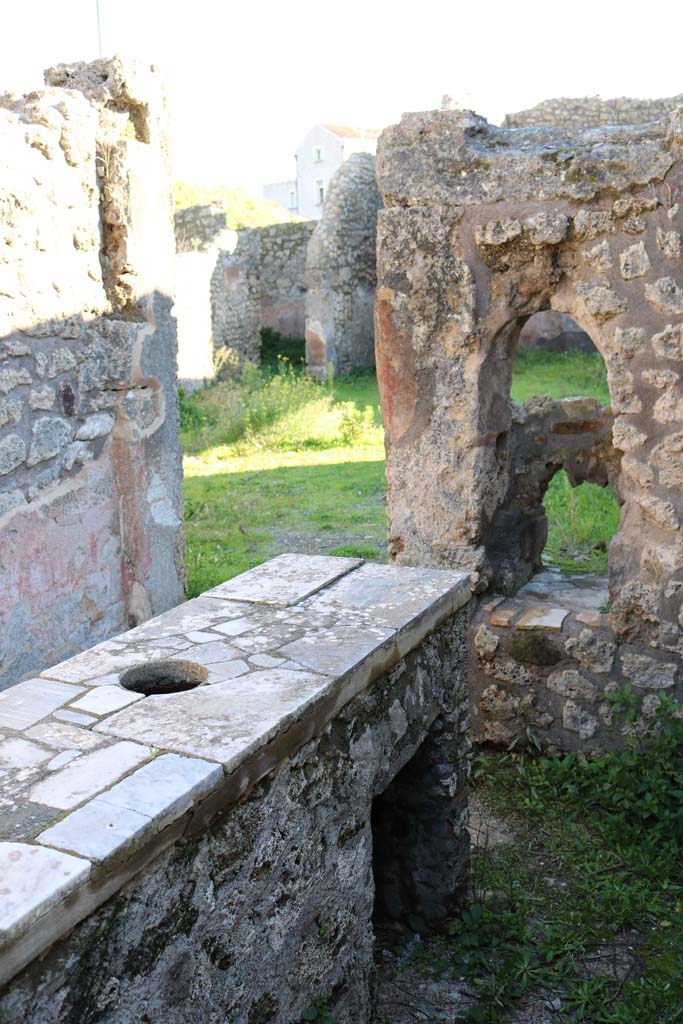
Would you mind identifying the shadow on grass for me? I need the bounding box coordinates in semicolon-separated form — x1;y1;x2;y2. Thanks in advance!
183;458;388;598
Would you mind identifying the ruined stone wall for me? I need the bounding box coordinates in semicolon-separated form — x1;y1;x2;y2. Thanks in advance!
0;57;184;690
211;221;314;373
174;203;228;252
469;569;683;753
305;153;382;379
505;94;683;129
375;108;683;666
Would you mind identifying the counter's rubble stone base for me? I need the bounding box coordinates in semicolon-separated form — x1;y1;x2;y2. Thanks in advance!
375;107;683;667
0;555;471;1024
305;152;382;379
0;56;184;690
211;221;315;374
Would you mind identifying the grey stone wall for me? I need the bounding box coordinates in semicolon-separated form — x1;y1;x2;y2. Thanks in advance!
0;611;469;1024
211;221;314;374
0;57;184;690
174;204;229;253
505;94;683;129
305;152;382;379
375;106;683;663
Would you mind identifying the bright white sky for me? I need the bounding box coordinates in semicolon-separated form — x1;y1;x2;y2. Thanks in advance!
2;0;682;192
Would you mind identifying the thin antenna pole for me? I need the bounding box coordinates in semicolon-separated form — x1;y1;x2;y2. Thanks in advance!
96;0;102;57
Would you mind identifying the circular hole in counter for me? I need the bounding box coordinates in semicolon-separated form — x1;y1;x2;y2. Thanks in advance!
119;659;208;696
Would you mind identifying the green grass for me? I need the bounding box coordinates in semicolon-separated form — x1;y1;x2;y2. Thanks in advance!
403;705;683;1023
181;358;385;598
181;346;619;596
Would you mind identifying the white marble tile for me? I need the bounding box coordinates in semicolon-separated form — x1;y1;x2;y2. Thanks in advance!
68;686;143;717
25;720;105;751
98;753;222;830
53;709;98;727
38;799;151;863
169;641;239;665
184;631;219;644
29;741;150;810
47;750;81;771
0;738;52;771
0;842;90;945
0;679;85;732
203;553;362;607
212;617;254;637
249;653;285;668
206;660;250;682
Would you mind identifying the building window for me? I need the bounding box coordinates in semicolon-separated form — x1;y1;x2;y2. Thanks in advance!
315;180;324;206
313;146;323;162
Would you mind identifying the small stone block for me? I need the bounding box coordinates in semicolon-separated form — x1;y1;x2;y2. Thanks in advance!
576;610;602;628
38;799;151;864
184;631;219;644
516;607;569;631
28;741;150;810
490;608;516;627
97;753;222;831
0;842;90;945
170;641;239;665
212;618;254;637
68;686;143;717
53;710;99;727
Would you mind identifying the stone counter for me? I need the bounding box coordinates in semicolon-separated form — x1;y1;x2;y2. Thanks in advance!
0;554;471;1023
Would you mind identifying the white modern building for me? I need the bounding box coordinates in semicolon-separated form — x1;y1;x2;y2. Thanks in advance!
263;123;381;220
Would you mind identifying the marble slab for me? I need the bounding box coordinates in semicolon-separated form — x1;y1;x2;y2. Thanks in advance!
96;669;331;767
203;553;362;607
0;679;85;732
0;842;90;945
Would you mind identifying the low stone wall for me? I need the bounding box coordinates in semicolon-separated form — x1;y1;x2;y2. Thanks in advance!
0;554;471;1023
174;204;229;252
305;153;381;379
470;570;681;753
0;57;184;691
504;94;683;129
211;221;314;373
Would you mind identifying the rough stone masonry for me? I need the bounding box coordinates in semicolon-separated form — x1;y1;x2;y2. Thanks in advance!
305;152;382;379
375;107;683;746
0;555;471;1024
0;57;185;691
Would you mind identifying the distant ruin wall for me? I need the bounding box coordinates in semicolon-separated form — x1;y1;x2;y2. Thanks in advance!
305;153;382;379
505;94;683;129
0;57;185;691
174;204;228;253
211;221;314;373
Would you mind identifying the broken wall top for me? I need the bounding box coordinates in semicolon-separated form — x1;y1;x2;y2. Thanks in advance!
377;109;683;207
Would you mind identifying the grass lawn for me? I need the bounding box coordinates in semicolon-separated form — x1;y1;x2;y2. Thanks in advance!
181;346;619;597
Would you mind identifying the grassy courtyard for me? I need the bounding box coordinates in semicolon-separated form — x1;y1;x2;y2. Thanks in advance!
180;346;619;598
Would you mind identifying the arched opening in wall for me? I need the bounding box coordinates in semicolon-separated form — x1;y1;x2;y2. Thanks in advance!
510;313;620;581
